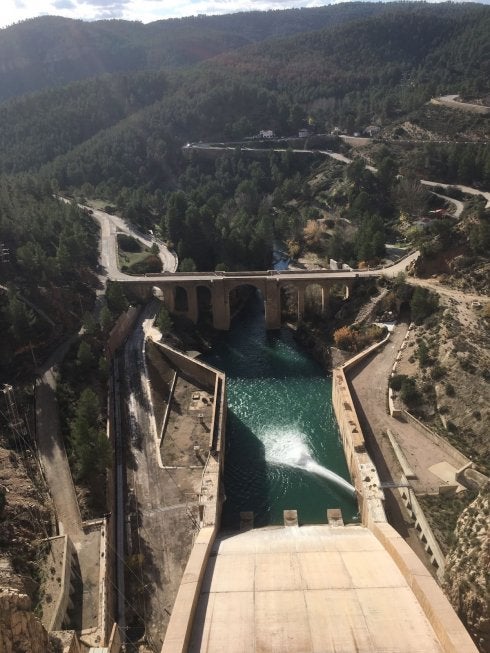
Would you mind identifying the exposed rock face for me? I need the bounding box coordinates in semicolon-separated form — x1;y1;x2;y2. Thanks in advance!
445;484;490;653
0;587;52;653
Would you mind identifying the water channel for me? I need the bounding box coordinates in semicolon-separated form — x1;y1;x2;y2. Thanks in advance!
203;291;359;529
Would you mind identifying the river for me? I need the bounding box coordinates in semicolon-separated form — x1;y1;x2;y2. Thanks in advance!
203;291;358;529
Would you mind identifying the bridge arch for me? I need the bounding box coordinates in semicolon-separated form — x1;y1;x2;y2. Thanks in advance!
121;272;362;331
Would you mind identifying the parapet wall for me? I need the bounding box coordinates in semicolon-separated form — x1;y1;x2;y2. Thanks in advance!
152;341;218;394
332;337;389;525
333;341;479;652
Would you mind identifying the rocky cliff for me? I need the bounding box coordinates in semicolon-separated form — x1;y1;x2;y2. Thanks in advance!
445;484;490;653
0;585;52;653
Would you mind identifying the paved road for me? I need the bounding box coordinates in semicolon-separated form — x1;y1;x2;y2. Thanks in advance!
421;180;490;209
428;192;465;218
57;197;178;275
430;94;490;115
91;207;178;274
187;143;489;207
106;251;420;284
35;339;105;638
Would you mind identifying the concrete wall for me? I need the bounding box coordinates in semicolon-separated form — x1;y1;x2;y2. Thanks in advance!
106;306;141;357
161;527;218;653
395;478;446;580
106;623;122;653
404;410;470;469
152;341;218;393
48;535;75;632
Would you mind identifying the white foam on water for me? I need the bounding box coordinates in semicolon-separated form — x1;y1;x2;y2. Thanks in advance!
262;428;356;497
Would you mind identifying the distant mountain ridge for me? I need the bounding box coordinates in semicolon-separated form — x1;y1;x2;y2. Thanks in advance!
0;1;487;194
0;3;433;103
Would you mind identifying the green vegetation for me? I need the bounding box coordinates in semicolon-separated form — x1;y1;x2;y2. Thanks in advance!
399;376;420;406
0;178;98;380
333;324;385;352
70;388;111;482
117;233;162;274
156;305;173;336
410;287;440;325
418;491;477;554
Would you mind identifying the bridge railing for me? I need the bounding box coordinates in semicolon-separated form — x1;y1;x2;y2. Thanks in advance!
141;269;364;280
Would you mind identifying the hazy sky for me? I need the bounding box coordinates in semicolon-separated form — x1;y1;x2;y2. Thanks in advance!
1;0;488;29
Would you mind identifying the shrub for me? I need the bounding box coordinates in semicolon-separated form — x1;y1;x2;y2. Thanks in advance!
431;365;446;380
333;326;356;351
400;377;420;405
128;254;162;274
411;287;439;325
117;233;141;253
445;383;456;397
416;340;431;366
389;374;407;391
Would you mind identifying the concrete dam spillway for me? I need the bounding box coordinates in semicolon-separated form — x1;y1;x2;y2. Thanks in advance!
203;290;358;526
161;291;479;653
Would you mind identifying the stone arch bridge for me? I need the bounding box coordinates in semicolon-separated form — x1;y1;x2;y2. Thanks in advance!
119;269;372;330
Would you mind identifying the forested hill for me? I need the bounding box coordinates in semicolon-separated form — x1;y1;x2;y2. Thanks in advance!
0;2;441;103
0;2;486;189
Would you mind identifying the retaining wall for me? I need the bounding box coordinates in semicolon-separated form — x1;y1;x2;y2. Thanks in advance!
404;411;470;469
153;341;227;653
106;306;141;357
332;335;390;525
48;535;74;632
152;341;218;393
396;477;446;580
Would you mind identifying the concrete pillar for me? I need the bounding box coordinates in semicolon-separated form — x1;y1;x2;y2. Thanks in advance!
297;286;305;323
320;286;328;314
186;285;199;324
131;283;153;302
159;285;175;312
211;279;230;330
264;279;281;330
344;280;354;300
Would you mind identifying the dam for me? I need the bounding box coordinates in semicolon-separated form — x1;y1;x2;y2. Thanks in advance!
157;294;477;653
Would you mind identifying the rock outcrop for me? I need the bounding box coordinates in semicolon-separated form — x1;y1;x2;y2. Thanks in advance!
445;484;490;653
0;586;52;653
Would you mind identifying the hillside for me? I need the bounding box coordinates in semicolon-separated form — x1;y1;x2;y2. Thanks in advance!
0;3;397;103
0;2;486;195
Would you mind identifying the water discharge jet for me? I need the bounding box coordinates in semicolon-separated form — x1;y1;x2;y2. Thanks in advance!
264;428;356;497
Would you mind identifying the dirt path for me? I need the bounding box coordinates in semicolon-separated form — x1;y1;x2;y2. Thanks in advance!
36;368;83;541
35;346;103;638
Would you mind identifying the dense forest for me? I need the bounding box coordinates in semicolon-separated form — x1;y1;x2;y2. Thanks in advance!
0;3;486;192
0;1;488;371
0;3;409;102
0;177;98;377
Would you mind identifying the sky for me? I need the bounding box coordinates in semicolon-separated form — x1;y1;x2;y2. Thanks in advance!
0;0;488;29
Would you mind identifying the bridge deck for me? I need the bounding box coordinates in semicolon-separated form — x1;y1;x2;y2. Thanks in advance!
189;524;447;653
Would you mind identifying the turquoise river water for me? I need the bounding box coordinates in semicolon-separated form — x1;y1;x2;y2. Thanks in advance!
203;292;359;528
